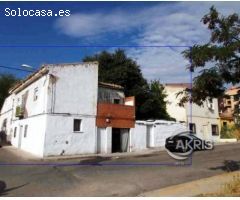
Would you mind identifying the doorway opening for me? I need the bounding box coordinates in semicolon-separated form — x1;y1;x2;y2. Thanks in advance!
112;128;121;153
0;119;8;146
112;128;129;153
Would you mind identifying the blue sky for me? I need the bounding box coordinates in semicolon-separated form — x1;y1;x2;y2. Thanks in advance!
0;1;239;83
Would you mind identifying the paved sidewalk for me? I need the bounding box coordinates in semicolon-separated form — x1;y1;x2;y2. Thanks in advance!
1;146;41;161
43;147;166;161
1;145;166;162
140;171;240;196
2;141;239;162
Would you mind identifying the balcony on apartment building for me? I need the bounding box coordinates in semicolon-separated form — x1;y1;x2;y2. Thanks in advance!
96;82;135;128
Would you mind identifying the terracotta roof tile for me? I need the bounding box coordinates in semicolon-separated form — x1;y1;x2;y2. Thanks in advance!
98;82;124;90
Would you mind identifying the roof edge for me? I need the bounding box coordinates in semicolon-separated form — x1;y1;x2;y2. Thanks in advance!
9;61;99;94
98;82;124;90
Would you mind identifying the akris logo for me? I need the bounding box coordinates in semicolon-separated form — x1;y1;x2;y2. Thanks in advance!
165;131;214;160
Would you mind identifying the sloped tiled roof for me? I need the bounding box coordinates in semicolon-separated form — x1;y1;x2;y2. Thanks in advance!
98;82;124;90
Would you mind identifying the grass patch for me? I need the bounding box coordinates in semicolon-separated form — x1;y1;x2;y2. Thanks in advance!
221;125;240;140
198;174;240;196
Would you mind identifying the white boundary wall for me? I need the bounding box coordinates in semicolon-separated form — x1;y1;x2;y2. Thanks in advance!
130;120;188;151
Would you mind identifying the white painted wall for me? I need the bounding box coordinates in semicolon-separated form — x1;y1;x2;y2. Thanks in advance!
165;87;187;122
47;63;98;115
96;127;112;154
130;120;187;150
186;99;220;142
97;127;106;153
188;116;221;142
0;95;14;140
12;75;49;120
130;122;147;151
11;114;47;157
153;121;188;147
0;74;49;148
42;62;99;156
8;74;49;153
43;115;97;156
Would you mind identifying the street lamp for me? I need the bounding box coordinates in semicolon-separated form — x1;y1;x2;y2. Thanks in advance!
21;64;34;71
0;64;34;73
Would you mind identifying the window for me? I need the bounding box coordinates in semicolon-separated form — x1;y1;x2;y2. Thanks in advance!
14;127;17;138
211;124;219;136
207;99;214;110
114;98;120;104
2;119;7;131
223;122;227;128
234;94;239;102
189;123;196;134
33;87;39;101
73;119;82;132
234;104;240;113
24;125;28;138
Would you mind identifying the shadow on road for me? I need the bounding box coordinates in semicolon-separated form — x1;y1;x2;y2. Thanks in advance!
54;156;113;167
0;181;29;196
78;156;112;165
209;160;240;172
0;181;6;194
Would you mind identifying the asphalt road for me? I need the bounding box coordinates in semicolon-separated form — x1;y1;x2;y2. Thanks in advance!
0;143;240;196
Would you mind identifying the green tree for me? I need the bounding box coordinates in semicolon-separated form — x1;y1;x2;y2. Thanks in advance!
83;49;171;120
181;6;240;105
139;80;172;120
0;74;18;109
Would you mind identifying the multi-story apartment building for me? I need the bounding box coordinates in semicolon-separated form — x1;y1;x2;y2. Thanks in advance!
219;86;240;127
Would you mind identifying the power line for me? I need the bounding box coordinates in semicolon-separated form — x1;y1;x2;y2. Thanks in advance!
0;65;34;73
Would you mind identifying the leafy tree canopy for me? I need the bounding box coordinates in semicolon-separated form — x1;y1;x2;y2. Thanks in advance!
139;80;172;120
83;49;171;120
0;74;18;109
181;6;240;106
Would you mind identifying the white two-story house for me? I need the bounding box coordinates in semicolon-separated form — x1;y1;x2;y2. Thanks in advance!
0;62;136;157
165;83;221;142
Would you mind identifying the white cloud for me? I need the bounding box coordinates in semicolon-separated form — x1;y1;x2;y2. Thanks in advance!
55;11;143;38
55;2;240;82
